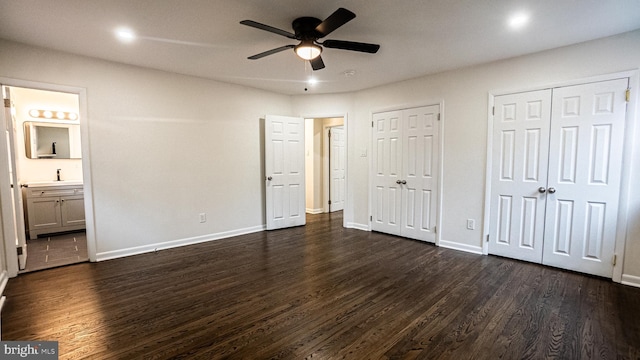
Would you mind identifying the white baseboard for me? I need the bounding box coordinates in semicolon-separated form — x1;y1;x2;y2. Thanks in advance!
621;274;640;288
438;239;484;255
306;208;324;215
346;222;369;231
96;225;266;261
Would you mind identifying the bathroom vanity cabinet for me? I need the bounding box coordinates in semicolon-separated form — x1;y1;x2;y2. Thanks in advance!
23;183;85;239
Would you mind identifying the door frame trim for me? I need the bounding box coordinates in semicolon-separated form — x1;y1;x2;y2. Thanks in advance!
484;70;640;283
368;100;445;246
0;77;97;277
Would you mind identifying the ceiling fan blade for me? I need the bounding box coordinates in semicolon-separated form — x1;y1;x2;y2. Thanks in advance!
310;56;325;71
315;8;356;37
248;45;295;60
322;40;380;53
240;20;296;39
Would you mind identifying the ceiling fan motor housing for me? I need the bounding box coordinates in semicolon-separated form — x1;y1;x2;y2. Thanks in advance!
292;17;323;40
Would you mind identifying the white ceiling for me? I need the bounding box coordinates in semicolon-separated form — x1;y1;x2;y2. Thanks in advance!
1;0;639;95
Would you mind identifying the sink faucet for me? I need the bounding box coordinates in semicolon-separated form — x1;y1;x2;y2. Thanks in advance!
56;169;61;181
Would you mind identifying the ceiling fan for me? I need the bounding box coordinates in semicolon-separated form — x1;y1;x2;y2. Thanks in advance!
240;8;380;70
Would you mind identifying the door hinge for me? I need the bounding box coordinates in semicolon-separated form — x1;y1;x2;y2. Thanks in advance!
370;215;373;221
17;247;23;255
433;226;437;233
625;89;630;102
437;113;441;121
492;106;495;116
486;234;490;243
613;254;617;266
328;129;332;138
328;200;332;205
371;121;374;128
3;99;10;108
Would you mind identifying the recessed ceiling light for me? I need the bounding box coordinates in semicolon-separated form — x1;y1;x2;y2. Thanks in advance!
508;13;529;30
115;27;136;43
307;78;318;85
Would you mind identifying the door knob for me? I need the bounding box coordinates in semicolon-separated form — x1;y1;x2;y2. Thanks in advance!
538;187;546;193
267;176;273;181
547;187;556;194
396;180;402;184
401;180;407;185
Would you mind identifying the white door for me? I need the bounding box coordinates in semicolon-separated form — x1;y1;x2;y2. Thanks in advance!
488;78;628;278
371;105;440;242
265;115;306;230
489;89;552;262
542;78;628;277
6;90;27;269
329;126;345;212
371;110;403;235
400;105;440;242
0;88;21;272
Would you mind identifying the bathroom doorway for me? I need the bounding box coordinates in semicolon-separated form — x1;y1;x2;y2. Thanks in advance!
1;84;90;274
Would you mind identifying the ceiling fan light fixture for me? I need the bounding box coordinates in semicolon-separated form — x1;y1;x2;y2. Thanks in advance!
295;40;322;60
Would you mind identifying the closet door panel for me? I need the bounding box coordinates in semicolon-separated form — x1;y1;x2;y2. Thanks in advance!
371;111;403;235
543;78;628;277
488;89;551;263
401;105;439;242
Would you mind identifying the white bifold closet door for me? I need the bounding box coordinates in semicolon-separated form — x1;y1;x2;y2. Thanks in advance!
489;78;628;278
371;105;440;242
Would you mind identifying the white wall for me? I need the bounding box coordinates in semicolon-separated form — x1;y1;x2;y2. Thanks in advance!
0;39;293;259
293;29;640;280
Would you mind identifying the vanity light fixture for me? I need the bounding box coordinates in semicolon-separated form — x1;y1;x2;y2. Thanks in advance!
29;109;79;121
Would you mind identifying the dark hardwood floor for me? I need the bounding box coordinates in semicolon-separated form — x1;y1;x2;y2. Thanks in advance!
3;212;639;359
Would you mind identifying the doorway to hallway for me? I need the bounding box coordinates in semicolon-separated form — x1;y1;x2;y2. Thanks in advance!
304;117;345;214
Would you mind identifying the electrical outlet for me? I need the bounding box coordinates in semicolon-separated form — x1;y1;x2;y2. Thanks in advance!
466;219;475;230
199;213;207;223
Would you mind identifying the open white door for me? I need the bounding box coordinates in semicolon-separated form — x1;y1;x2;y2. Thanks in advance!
265;115;306;230
6;89;27;269
328;126;345;212
1;88;21;273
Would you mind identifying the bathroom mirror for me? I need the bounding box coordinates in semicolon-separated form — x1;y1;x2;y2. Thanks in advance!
24;122;82;159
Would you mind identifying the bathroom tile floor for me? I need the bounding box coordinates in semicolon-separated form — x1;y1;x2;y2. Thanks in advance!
22;231;88;272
